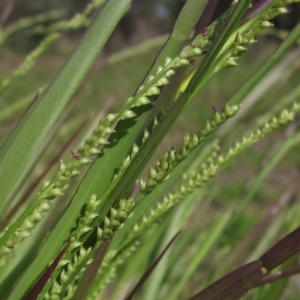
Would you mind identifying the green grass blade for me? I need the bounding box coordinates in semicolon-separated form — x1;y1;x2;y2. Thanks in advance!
0;0;131;215
5;1;204;298
168;210;232;300
0;90;41;123
149;0;209;72
187;0;252;101
4;1;133;298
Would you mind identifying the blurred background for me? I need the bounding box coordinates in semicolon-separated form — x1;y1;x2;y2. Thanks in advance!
1;0;300;51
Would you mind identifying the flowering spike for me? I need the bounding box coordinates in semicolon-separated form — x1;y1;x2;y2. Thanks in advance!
104;216;110;228
146;86;160;96
78;157;92;166
60;270;68;283
37;201;52;212
142;129;150;144
88;148;101;155
59;160;66;173
110;207;118;219
149;167;157;180
224;57;238;67
117;211;128;221
164;57;172;66
235;32;244;44
205;121;211;134
78;226;92;236
69;241;82;251
153;117;159;130
103;228;113;239
137;85;144;93
175;58;190;67
214;112;221;124
183;133;190;146
131;143;139;158
121;155;131;170
190;134;199;148
157;77;169;87
156;66;163;74
147;75;155;83
260;21;273;28
165;69;175;77
140;179;146;192
136;96;151;107
71;170;80;177
97;228;103;240
120;110;136;120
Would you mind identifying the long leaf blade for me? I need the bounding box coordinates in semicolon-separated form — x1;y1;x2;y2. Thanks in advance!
0;0;131;214
5;1;132;298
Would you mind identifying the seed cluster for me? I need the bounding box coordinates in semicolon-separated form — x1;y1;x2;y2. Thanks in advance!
44;195;134;299
97;198;134;241
222;3;293;69
0;113;116;266
44;194;100;299
136;102;300;230
0;199;52;266
123;100;300;250
118;0;236;118
44;246;93;300
139;104;239;195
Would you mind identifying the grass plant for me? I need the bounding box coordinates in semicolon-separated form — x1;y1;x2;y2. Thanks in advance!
0;1;300;299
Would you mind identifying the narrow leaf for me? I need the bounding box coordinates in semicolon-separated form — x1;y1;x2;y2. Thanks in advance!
5;1;132;298
259;226;300;271
189;261;265;300
0;0;131;214
256;264;300;287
